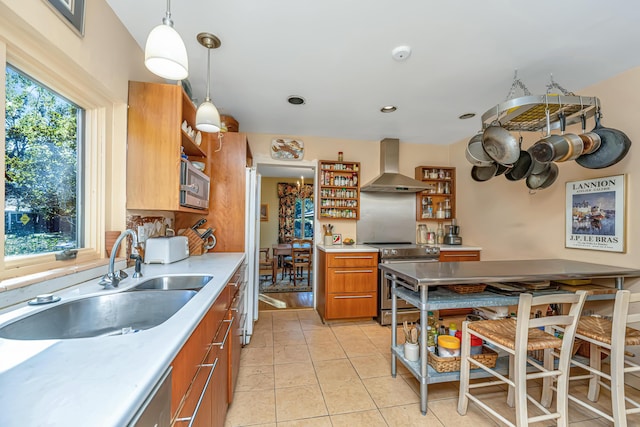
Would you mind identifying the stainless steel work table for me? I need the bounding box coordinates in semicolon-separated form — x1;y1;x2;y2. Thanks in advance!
379;259;640;415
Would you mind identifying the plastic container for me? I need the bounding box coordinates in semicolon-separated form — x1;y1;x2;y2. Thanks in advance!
437;335;460;357
455;330;483;355
448;322;457;336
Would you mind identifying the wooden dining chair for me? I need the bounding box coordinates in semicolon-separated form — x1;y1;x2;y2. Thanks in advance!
258;247;275;285
458;290;587;427
568;290;640;426
284;239;312;286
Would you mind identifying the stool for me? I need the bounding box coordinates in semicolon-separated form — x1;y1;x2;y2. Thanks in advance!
457;291;587;427
568;290;640;426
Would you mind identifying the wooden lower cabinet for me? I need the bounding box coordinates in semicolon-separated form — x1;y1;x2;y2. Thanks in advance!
439;250;480;262
317;251;379;321
227;283;244;403
171;272;240;426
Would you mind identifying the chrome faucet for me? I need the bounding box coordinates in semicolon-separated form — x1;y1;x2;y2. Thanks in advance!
99;229;138;289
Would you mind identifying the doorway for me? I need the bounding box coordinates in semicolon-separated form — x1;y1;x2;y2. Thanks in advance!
255;163;316;311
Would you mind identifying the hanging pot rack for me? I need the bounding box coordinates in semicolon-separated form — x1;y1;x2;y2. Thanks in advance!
481;94;600;133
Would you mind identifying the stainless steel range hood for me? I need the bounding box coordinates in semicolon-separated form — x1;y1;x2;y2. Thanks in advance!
361;138;428;193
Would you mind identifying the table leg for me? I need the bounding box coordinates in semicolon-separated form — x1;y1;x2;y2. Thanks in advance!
391;275;397;377
420;285;428;415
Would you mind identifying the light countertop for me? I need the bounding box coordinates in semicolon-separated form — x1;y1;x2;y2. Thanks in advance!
0;252;244;427
316;244;481;253
316;244;379;252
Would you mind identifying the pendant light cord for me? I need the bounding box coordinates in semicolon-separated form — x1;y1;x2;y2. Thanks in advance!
163;0;173;26
205;48;212;102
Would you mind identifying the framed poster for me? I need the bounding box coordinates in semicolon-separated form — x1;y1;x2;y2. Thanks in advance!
260;204;269;221
566;174;625;252
45;0;85;36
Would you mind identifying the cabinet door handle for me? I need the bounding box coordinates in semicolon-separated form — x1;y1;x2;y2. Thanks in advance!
175;358;219;424
212;318;233;349
335;256;374;259
333;295;373;299
442;254;477;258
334;270;374;274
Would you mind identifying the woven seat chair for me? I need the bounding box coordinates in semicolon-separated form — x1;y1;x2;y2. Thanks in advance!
258;248;275;284
458;290;587;427
568;290;640;426
283;239;312;286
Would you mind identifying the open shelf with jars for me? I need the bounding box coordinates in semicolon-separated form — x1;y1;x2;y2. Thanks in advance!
415;166;456;222
318;160;360;220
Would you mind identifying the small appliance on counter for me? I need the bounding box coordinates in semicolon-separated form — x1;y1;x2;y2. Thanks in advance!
144;236;189;264
443;218;462;245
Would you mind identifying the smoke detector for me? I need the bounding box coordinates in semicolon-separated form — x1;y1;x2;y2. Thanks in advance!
391;45;411;61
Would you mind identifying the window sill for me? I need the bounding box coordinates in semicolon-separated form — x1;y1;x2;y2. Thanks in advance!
0;258;125;310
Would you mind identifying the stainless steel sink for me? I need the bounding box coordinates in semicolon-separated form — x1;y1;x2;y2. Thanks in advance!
130;275;213;291
0;290;196;340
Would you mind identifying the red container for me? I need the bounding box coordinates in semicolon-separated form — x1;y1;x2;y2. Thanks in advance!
455;330;483;354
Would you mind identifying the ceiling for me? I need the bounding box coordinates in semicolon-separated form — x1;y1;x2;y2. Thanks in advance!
106;0;640;145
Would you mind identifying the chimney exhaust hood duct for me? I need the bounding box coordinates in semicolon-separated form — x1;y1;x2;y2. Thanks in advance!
361;138;428;193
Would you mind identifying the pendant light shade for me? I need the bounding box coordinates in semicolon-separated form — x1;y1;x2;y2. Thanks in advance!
196;100;221;133
195;33;222;133
144;0;188;80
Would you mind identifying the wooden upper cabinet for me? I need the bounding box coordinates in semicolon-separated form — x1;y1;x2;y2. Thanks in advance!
175;132;253;253
126;81;210;213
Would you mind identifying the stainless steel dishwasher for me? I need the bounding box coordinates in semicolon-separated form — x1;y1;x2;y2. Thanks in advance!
128;368;172;427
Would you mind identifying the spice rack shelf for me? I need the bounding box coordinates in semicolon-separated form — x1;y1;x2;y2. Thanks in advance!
415;166;456;222
480;95;600;133
319;160;360;220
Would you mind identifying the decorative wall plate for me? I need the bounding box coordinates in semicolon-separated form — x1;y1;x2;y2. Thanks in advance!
271;138;304;160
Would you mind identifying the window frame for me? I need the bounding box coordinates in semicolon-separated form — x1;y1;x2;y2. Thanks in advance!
1;40;108;281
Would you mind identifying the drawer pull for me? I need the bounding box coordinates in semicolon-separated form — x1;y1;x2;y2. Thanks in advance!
212;318;233;349
335;256;374;259
334;270;374;274
175;358;219;424
333;295;373;299
442;254;477;258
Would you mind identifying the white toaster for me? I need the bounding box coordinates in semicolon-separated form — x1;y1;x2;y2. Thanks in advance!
144;236;189;264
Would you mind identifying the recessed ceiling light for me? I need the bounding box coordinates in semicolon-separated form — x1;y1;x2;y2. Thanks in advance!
458;113;476;120
381;105;397;113
287;95;305;105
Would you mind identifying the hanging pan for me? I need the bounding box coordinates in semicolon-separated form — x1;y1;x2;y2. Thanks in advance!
470;163;498;182
465;132;494;166
481;121;520;166
577;103;601;155
526;162;559;190
505;136;535;181
576;109;632;169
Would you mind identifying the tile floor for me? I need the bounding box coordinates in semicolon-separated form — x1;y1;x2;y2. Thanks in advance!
225;309;637;426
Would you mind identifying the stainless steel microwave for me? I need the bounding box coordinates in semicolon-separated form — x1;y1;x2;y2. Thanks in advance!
180;159;210;209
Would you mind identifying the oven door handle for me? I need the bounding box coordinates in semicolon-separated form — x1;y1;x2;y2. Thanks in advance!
381;259;439;264
181;183;200;194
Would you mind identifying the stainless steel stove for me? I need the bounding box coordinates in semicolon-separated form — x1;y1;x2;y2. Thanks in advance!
364;242;440;325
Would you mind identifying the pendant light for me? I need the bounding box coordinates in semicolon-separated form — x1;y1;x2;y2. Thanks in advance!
195;32;221;133
144;0;189;80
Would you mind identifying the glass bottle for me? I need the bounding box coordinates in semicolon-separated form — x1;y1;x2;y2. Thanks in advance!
444;198;452;219
427;326;436;353
436;222;445;244
436;202;445;219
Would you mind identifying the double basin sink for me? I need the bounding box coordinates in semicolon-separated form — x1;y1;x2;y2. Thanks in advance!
0;275;213;340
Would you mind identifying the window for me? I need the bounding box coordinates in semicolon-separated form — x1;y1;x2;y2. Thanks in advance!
4;65;84;258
